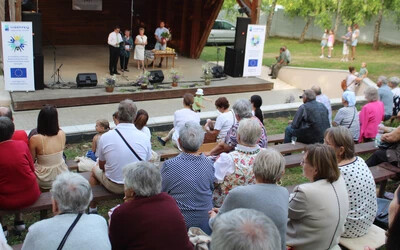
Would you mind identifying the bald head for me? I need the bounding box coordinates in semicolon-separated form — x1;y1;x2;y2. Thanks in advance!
0;107;12;121
311;85;322;96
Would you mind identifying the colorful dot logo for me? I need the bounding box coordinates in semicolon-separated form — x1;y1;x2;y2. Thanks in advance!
8;35;27;52
251;35;260;46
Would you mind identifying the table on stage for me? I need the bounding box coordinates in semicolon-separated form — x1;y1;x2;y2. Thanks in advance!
147;50;176;69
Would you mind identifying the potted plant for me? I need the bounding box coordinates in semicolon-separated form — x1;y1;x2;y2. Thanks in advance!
169;68;181;87
104;76;116;92
137;71;151;89
202;63;213;85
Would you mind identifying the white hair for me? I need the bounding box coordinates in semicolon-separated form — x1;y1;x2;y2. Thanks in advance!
237;118;262;146
232;99;252;120
211;208;281;250
118;99;137;123
389;77;400;88
377;75;388;85
179;121;205;152
253;148;285;183
123;162;161;197
51;172;93;213
364;87;379;102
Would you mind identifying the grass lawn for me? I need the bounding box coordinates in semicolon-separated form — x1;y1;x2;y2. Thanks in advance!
200;37;400;82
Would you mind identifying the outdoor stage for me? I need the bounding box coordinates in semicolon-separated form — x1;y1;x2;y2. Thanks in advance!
10;45;274;111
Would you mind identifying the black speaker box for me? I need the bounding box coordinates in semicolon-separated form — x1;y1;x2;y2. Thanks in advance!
234;17;251;51
76;73;98;87
22;12;42;55
212;65;225;78
33;54;44;90
224;46;244;77
149;70;164;84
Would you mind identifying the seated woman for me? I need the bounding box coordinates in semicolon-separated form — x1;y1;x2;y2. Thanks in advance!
29;105;68;190
366;125;400;167
332;91;360;142
209;148;288;250
22;172;110;250
157;93;200;148
325;127;377;238
213;118;261;207
109;162;192;249
0;117;40;236
134;109;151;139
287;144;349;250
359;87;384;142
204;97;236;142
250;95;264;125
161;122;214;234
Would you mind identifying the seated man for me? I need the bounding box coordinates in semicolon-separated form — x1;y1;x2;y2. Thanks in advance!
208;99;267;156
89;99;152;213
312;85;332;124
269;47;288;79
284;89;330;144
0;106;28;144
377;76;394;121
283;45;291;64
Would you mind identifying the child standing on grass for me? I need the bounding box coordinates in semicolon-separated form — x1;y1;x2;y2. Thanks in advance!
320;29;329;58
86;119;110;161
192;88;212;112
359;62;368;78
341;26;352;62
327;30;335;59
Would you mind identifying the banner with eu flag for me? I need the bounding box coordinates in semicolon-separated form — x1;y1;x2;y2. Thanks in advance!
243;25;266;77
1;22;34;91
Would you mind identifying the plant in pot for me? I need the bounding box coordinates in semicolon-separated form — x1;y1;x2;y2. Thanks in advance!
202;63;213;85
137;71;151;89
169;68;182;87
104;76;116;92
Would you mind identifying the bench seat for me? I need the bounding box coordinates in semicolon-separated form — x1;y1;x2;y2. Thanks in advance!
339;224;386;250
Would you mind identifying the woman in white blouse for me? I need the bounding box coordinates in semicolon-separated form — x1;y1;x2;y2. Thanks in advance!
204;97;236;142
134;28;147;70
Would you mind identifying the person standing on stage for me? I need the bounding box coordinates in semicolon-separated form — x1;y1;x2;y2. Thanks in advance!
120;29;133;72
108;26;123;75
150;21;169;68
134;28;148;70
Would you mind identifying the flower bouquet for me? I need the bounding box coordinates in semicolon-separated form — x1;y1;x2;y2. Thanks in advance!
160;30;171;44
104;75;116;92
169;68;182;87
136;71;151;89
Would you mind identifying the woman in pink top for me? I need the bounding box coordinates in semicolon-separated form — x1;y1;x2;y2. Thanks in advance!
359;87;384;142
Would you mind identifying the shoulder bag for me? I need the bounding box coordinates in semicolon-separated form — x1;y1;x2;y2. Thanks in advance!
57;213;83;250
115;129;143;161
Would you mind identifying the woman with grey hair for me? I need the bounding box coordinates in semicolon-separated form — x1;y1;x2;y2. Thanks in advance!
212;118;262;207
208;99;268;156
22;172;111;250
109;162;192;250
359;87;384;142
161;122;215;234
389;77;400;117
211;208;281;250
209;148;288;250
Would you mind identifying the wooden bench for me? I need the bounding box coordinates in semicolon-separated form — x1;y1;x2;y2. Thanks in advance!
339;224;386;250
272;142;306;155
66;159;78;172
156;142;219;160
268;133;285;144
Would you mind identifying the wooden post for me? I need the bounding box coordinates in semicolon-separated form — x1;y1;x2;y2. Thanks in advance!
15;0;21;21
189;0;202;58
250;0;261;24
8;0;15;21
179;0;188;55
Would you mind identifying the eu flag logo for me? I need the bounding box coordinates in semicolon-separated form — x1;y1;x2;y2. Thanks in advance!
10;68;27;78
248;59;258;67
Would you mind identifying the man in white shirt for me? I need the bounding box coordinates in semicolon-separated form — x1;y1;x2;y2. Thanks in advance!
89;99;152;213
149;21;169;68
108;26;123;75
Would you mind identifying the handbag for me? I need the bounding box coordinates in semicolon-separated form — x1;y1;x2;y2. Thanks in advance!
374;198;390;230
347;107;356;129
57;213;83;250
115;129;143;161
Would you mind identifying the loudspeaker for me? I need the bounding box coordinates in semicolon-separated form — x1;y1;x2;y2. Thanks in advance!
76;73;98;87
234;17;251;51
149;70;164;84
224;46;244;77
212;65;225;78
33;54;44;90
22;12;42;55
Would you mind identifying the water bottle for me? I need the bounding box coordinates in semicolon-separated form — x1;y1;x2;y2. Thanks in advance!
375;122;384;147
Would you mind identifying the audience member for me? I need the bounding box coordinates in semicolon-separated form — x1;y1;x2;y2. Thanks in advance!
388;76;400;117
208;99;267;156
158;93;200;148
284;89;330;144
324;127;377;238
209;148;288;250
287;144;349;249
333;91;360;141
134;109;151;139
269;47;288;79
346;66;364;92
250;95;264;125
359;87;384;142
204;97;236;142
161;122;214;234
0;106;28;144
312;85;332;124
365;125;400;167
213;118;262;207
89;99;152;213
211;208;281;250
22;172;111;250
0;117;40;236
109;162;192;250
377;75;394;121
387;186;400;249
29;105;68;190
86;119;110;161
112;111;119;125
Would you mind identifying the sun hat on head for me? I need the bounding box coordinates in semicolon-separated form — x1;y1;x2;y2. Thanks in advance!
342;90;356;107
195;89;204;96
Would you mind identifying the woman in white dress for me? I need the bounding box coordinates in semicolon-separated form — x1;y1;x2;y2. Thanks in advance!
134;28;147;70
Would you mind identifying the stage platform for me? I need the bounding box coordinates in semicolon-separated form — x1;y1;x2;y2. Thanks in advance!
10;45;273;111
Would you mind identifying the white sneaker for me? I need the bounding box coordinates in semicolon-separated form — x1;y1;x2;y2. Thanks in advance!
319;55;324;58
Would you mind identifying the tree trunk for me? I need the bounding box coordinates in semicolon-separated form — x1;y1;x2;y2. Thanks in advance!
373;0;384;50
333;0;341;34
265;0;278;40
299;16;313;43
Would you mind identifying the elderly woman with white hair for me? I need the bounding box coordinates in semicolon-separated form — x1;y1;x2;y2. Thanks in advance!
359;87;384;142
333;91;360;141
213;118;262;207
22;172;111;250
109;162;192;250
209;148;288;250
161;122;215;234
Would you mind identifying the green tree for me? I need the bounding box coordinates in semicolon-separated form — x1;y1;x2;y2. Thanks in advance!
372;0;400;50
265;0;278;40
